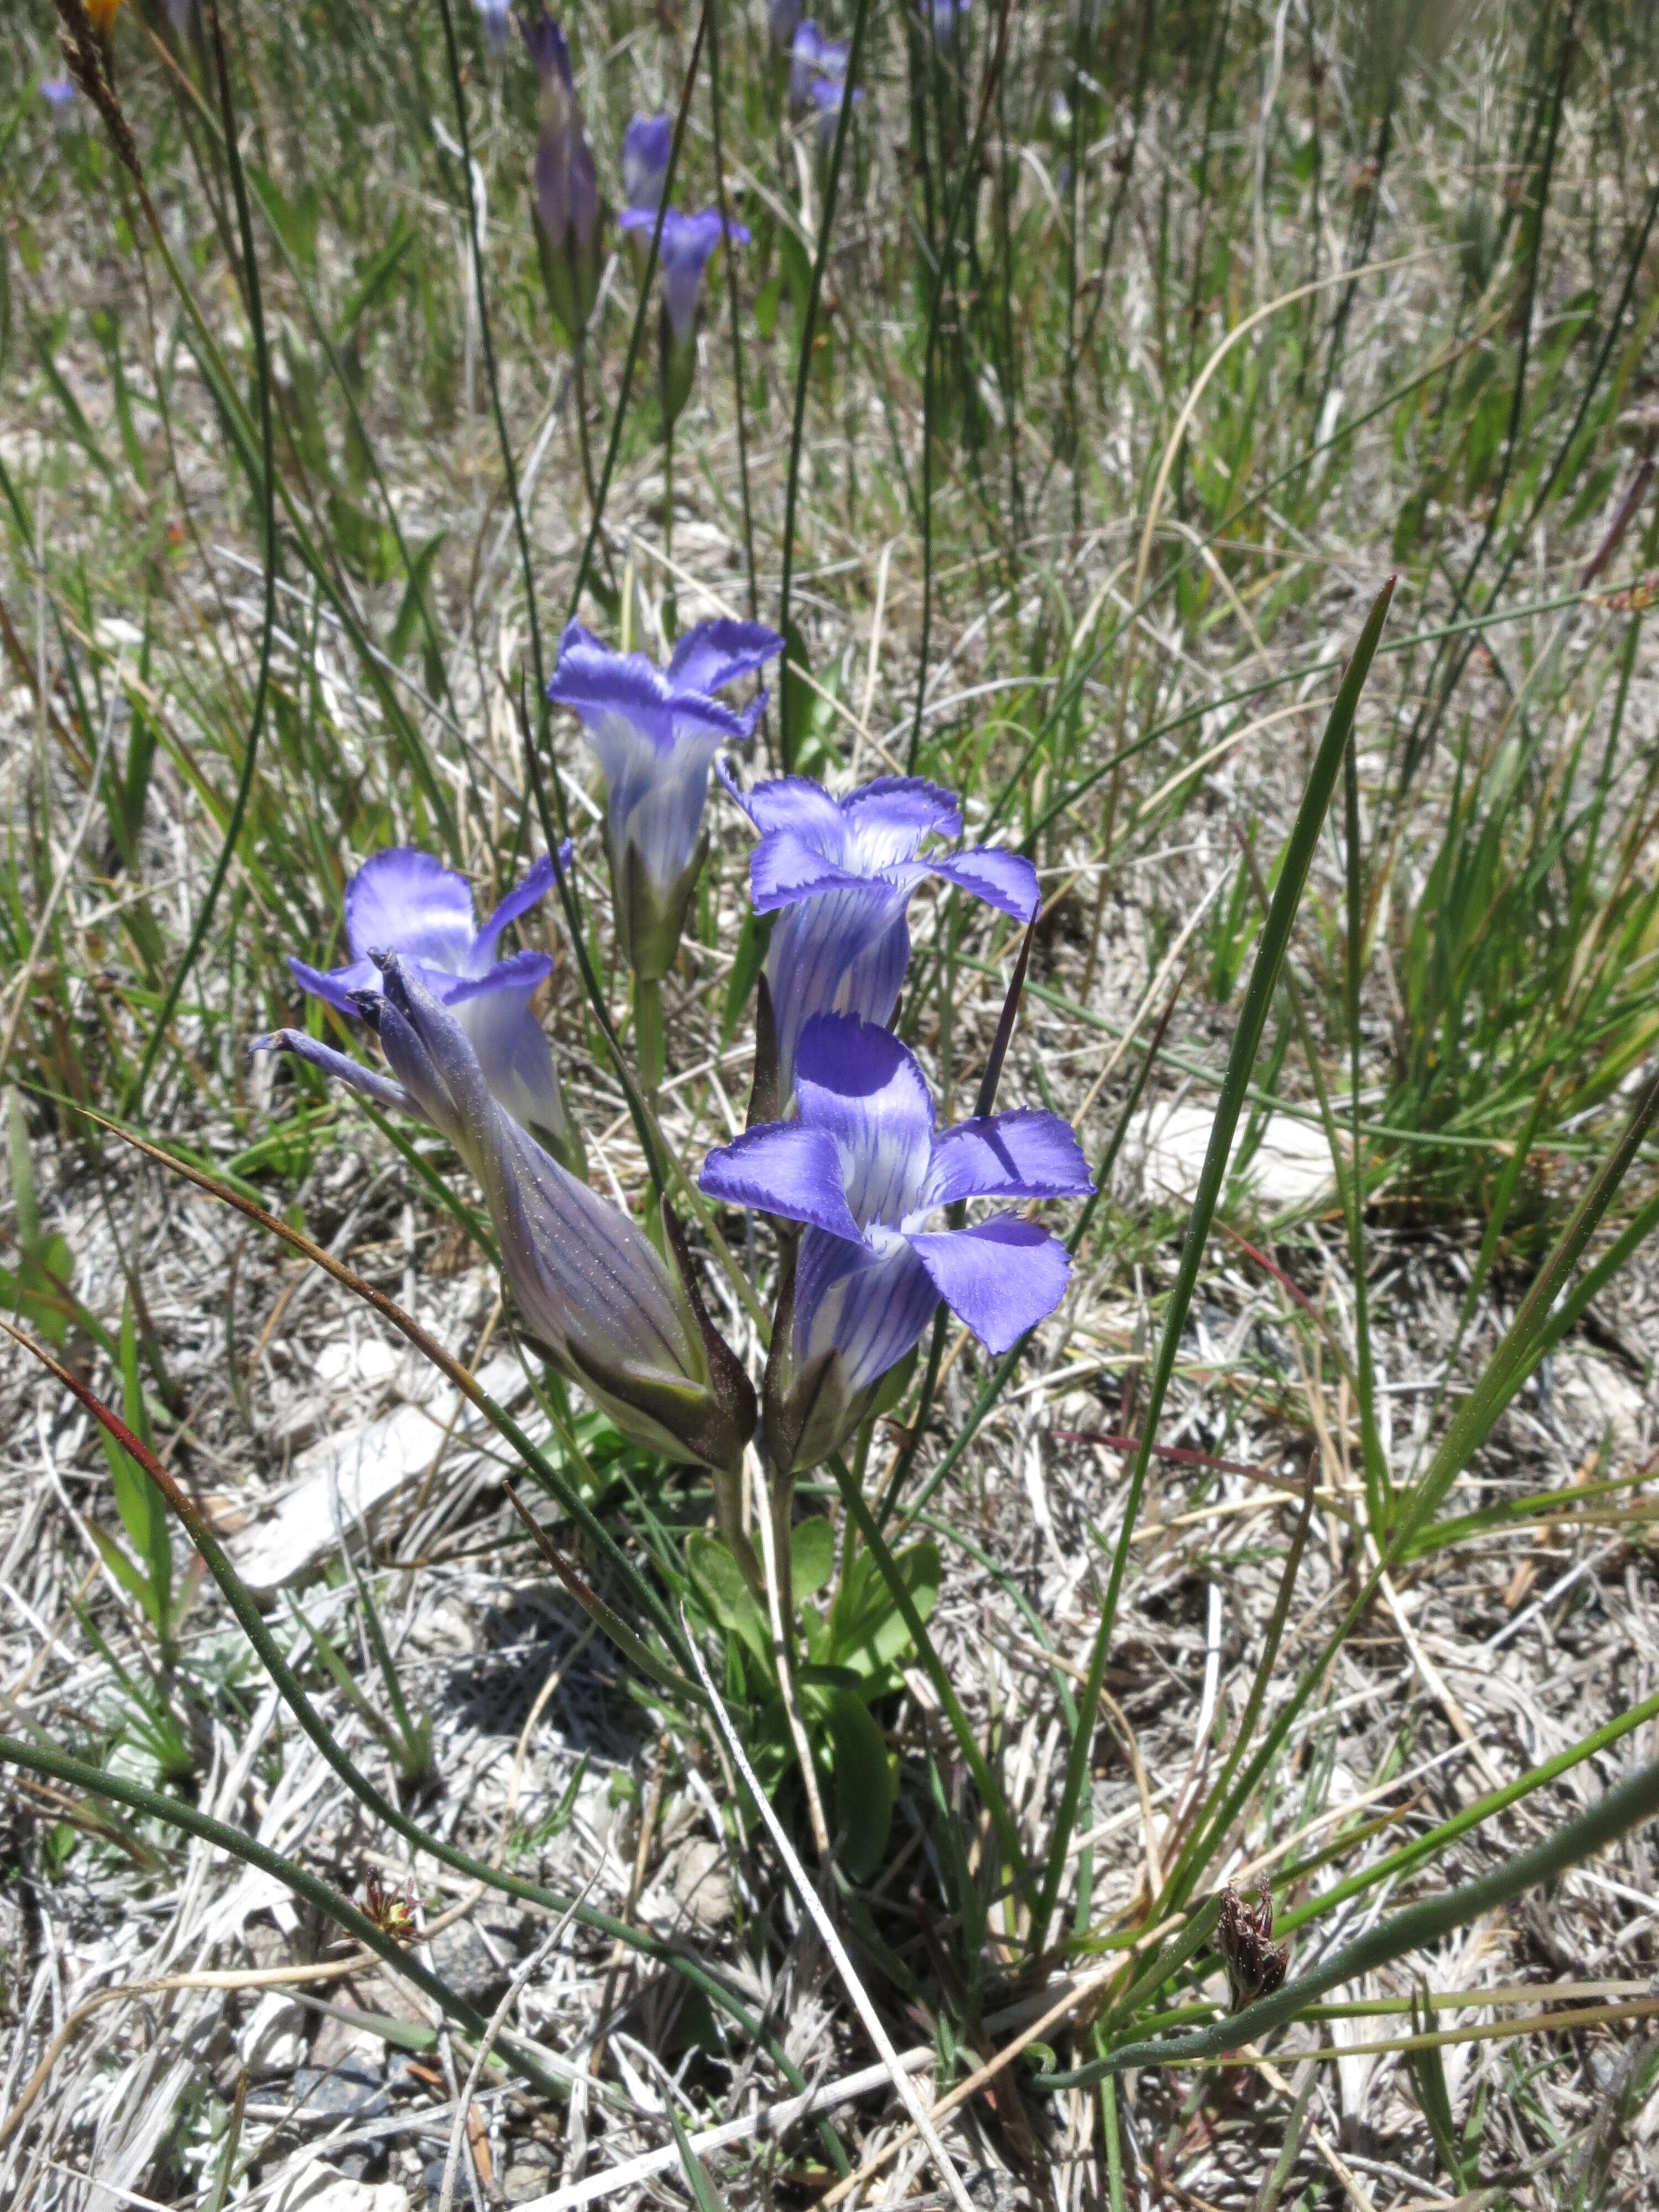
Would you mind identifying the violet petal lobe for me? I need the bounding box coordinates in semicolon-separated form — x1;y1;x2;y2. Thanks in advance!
287;952;380;1017
666;618;785;700
699;1119;864;1243
621;112;672;211
794;1014;934;1229
841;775;963;864
931;844;1041;924
922;1108;1095;1210
471;847;565;965
906;1217;1073;1355
345;847;477;969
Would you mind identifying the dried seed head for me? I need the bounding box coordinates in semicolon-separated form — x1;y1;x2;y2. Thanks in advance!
54;0;144;186
1216;1883;1289;2015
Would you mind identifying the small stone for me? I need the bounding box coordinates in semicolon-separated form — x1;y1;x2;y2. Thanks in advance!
427;1918;518;2010
290;2057;390;2121
670;1837;734;1931
239;1991;307;2079
502;2150;556;2203
266;2162;411;2212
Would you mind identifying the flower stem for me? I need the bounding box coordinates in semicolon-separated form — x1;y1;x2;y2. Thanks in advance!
635;974;665;1096
662;416;677;643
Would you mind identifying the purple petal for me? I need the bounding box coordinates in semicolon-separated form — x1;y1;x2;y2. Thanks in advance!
906;1217;1072;1354
765;893;910;1107
795;1015;934;1229
621;111;672;211
922;1109;1095;1211
931;844;1041;925
841;776;963;869
750;834;873;912
345;848;477;970
450;971;572;1156
739;773;847;843
444;950;556;1006
666;618;785;701
549;622;674;752
470;850;564;966
288;952;380;1018
793;1231;938;1400
699;1120;863;1241
250;1029;415;1116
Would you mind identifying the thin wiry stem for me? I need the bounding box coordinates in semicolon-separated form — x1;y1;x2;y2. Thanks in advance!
129;0;274;1116
777;0;873;770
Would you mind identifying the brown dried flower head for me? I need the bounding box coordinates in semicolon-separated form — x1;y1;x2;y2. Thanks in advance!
1216;1883;1289;2015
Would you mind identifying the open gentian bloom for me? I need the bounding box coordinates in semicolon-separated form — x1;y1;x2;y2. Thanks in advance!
257;958;756;1477
701;1015;1093;1472
721;770;1040;1110
622;113;672;211
550;618;782;996
278;846;585;1180
523;13;603;344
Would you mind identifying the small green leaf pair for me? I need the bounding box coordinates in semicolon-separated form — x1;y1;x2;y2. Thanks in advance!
687;1525;940;1878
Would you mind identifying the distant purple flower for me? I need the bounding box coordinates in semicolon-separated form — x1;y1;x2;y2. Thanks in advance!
258;959;755;1474
622;113;672;212
474;0;511;49
721;770;1040;1108
41;79;77;122
790;19;848;107
926;0;968;38
618;206;751;344
701;1016;1092;1470
278;845;583;1176
805;72;863;144
523;12;604;341
549;618;782;982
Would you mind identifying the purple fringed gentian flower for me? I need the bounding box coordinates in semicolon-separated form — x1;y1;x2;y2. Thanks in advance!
622;113;672;212
275;846;585;1180
701;1015;1093;1472
617;206;750;425
721;770;1040;1111
523;12;604;344
550;618;782;992
257;957;756;1476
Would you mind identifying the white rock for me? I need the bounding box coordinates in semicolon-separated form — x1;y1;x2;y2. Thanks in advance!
1121;1100;1339;1217
266;2162;411;2212
227;1352;530;1597
238;1990;306;2078
1552;1350;1648;1457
